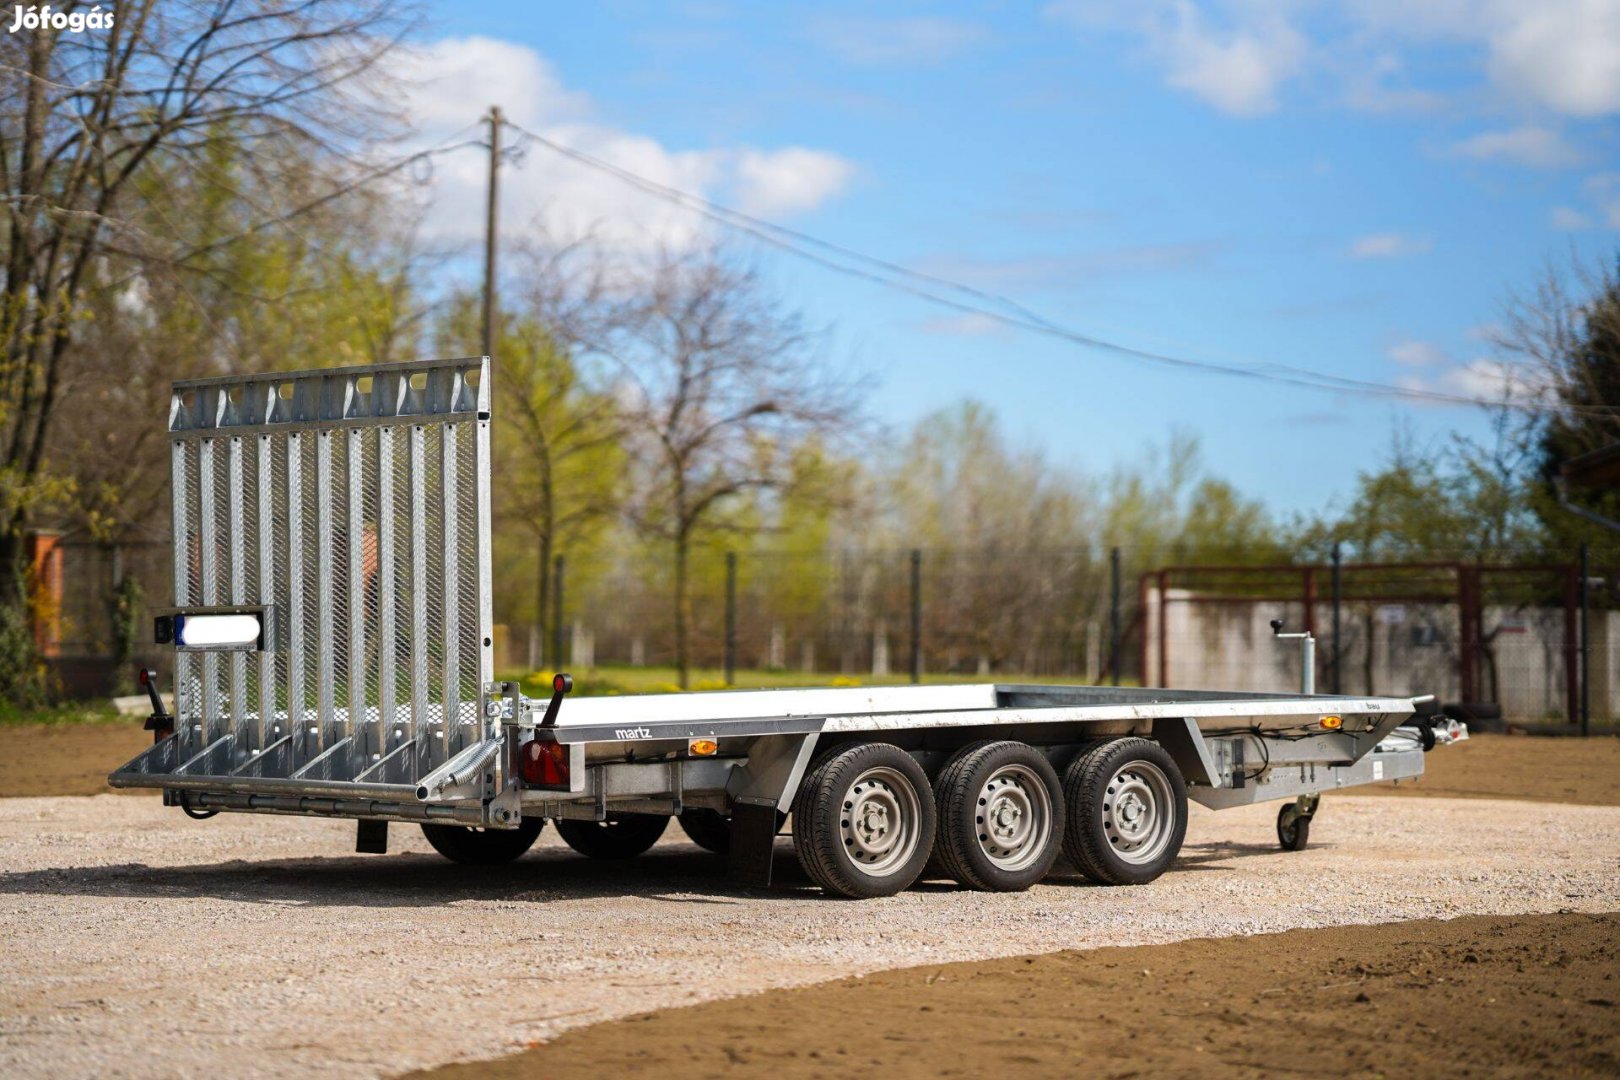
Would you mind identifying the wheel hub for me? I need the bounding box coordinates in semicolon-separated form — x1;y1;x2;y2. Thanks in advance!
973;765;1052;872
1102;762;1175;866
839;768;920;876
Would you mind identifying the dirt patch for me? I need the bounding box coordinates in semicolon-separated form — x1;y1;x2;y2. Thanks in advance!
0;722;151;797
410;911;1620;1080
1345;732;1620;806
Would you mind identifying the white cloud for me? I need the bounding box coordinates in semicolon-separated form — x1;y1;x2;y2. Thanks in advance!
1045;1;1620;119
806;16;988;66
1380;332;1548;407
732;148;858;217
1044;1;1304;116
1395;358;1550;406
1582;173;1620;227
1387;340;1447;368
1449;126;1583;168
1348;232;1432;259
1551;205;1594;230
383;37;855;255
918;313;1011;338
1547;174;1620;230
1157;5;1306;116
1485;0;1620;117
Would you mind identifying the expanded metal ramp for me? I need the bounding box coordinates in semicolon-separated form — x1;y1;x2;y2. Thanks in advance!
111;358;497;815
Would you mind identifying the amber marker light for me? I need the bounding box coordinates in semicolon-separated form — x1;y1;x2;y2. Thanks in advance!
688;738;719;756
1320;715;1343;730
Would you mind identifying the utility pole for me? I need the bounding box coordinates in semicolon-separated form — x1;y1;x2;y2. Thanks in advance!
481;105;503;359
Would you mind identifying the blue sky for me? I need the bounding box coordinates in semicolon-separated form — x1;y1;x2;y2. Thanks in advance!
406;1;1620;515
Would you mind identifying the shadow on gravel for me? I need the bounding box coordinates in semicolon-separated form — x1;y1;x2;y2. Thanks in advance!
0;842;826;907
0;834;1302;907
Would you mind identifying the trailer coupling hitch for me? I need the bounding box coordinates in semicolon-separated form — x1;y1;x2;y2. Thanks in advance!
540;672;573;729
137;668;173;743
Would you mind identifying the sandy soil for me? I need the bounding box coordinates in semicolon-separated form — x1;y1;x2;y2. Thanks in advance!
1;793;1617;1079
413;911;1620;1080
1347;731;1620;806
6;723;1618;806
0;722;150;797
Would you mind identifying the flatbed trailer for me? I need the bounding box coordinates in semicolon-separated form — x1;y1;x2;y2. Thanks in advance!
111;357;1455;898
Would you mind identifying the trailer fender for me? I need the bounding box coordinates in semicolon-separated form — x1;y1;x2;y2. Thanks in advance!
725;733;819;887
1151;717;1221;788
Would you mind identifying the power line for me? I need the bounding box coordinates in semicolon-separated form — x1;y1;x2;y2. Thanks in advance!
500;119;1601;418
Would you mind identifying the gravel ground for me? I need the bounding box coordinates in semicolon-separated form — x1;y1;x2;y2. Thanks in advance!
2;794;1617;1079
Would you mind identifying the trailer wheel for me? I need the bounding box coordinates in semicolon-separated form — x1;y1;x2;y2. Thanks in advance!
792;743;936;899
420;817;545;865
556;813;669;859
677;808;730;854
1061;738;1187;886
934;741;1064;892
1276;803;1311;851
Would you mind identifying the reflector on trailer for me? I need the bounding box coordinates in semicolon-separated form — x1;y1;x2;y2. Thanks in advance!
521;739;570;787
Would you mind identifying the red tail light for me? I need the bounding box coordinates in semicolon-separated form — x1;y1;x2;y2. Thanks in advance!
520;739;569;786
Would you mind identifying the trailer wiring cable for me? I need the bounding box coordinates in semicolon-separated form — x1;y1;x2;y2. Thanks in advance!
500;119;1617;421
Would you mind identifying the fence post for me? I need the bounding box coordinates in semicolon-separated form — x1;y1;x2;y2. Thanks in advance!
909;549;922;684
551;554;565;671
725;551;737;686
1109;546;1121;687
1581;543;1591;737
1330;541;1342;695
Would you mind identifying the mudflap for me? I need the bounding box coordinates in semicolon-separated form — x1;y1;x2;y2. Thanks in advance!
727;798;779;888
356;819;388;854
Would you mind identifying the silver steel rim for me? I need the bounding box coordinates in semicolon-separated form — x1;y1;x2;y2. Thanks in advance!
1102;759;1175;865
974;763;1051;872
839;765;922;877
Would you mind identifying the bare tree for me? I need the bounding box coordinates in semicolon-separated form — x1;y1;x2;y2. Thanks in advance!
589;250;857;686
0;0;410;610
1491;252;1620;545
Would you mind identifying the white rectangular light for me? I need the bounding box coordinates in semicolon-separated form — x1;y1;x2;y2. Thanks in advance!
176;613;262;649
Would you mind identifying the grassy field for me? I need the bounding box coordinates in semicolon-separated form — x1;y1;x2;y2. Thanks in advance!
0;700;122;727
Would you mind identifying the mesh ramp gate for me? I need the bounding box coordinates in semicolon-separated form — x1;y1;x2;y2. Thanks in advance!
111;359;497;820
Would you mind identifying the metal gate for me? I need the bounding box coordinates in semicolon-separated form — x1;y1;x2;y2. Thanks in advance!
112;359;496;813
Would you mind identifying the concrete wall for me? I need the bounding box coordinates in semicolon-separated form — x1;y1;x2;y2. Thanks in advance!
1144;588;1617;723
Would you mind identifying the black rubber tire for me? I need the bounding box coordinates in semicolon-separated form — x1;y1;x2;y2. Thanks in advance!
555;813;669;859
677;808;731;854
792;742;936;899
1277;803;1311;851
933;740;1064;892
1061;737;1187;886
420;817;545;865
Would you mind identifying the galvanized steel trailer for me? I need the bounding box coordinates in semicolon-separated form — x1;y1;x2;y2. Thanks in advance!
111;357;1449;898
